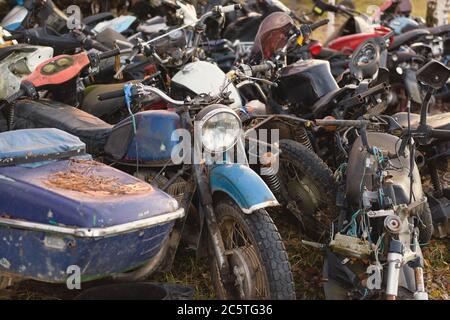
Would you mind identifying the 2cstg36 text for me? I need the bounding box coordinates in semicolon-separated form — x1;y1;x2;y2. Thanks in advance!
177;304;273;318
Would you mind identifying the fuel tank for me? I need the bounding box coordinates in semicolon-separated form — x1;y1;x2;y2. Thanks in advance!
105;110;182;166
274;59;339;114
346;132;424;206
171;61;243;108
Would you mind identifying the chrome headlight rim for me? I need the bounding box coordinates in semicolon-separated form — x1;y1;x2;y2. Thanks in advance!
197;105;242;154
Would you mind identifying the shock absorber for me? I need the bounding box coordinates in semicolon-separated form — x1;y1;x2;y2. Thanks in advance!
295;127;313;151
429;162;443;198
7;104;14;131
385;238;404;300
260;152;281;195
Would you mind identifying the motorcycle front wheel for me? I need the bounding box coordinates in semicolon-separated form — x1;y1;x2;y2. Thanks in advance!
209;196;295;300
277;140;338;241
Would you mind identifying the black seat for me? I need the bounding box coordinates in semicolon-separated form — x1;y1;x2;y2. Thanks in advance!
393;112;450;131
14;99;113;155
82;12;115;27
390;29;430;51
427;24;450;36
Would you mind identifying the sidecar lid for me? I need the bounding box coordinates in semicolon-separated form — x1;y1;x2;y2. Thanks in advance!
0;159;182;233
0;128;86;167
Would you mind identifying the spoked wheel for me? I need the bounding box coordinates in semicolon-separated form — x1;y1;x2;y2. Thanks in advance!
277;140;337;241
209;197;295;300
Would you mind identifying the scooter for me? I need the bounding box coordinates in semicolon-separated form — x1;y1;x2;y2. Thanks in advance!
0;45;295;299
0;44;53;100
0;127;184;289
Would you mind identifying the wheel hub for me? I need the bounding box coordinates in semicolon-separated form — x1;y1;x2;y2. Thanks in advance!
228;246;266;299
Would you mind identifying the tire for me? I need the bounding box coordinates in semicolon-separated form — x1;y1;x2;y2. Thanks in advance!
209;197;295;300
278;139;338;241
418;203;433;244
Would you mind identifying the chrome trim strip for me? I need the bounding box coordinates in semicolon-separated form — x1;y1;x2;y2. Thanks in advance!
0;208;185;238
241;200;280;214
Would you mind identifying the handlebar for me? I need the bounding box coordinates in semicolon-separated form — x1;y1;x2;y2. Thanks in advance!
310;19;329;31
98;48;121;60
250;62;274;74
98;89;125;101
222;4;242;14
315;119;371;128
198;4;242;24
428;128;450;140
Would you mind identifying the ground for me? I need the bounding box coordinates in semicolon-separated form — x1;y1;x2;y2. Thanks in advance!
0;0;448;300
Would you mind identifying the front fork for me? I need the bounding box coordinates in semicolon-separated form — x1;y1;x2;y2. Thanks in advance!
193;164;235;291
385;237;428;300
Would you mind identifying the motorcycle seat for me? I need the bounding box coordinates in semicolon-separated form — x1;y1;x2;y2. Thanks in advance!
14;99;113;155
390;29;430;51
393;112;450;131
82;12;115;27
427;24;450;36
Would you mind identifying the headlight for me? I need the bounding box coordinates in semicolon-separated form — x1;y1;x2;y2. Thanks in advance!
198;106;242;153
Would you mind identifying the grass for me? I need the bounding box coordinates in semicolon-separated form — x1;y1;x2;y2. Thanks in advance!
0;209;447;300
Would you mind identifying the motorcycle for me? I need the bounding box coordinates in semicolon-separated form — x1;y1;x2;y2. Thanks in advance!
312;60;450;300
391;61;450;238
311;0;392;55
247;12;390;121
116;10;340;242
0;45;296;299
2;0;137;35
0;127;184;289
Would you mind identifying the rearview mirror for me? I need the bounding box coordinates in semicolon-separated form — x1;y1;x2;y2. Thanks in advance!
416;60;450;90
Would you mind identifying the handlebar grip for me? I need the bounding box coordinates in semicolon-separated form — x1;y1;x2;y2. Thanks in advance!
310;19;329;31
251;63;273;75
429;129;450;140
222;4;242;14
98;89;126;101
98;48;121;60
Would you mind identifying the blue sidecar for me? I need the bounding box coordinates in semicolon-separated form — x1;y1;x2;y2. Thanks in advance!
0;129;184;283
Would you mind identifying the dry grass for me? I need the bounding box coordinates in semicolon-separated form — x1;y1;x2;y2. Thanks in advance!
1;207;447;300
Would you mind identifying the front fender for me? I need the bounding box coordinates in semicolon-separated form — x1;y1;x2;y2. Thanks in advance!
209;164;279;214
